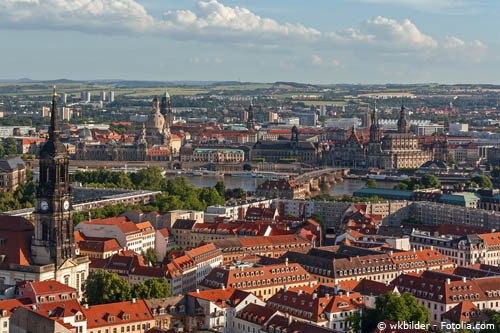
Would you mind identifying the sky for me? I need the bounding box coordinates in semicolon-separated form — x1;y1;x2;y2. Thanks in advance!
0;0;498;84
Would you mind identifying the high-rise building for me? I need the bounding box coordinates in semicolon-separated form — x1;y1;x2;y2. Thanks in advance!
81;91;91;103
108;91;115;102
41;106;50;118
100;90;107;102
59;107;72;121
61;93;67;104
241;110;248;123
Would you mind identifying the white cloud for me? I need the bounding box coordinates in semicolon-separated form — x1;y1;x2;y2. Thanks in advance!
311;55;323;65
355;0;478;14
0;0;486;63
342;16;438;51
443;36;488;63
311;55;340;68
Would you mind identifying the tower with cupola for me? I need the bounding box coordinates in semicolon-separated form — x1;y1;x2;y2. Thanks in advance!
32;86;75;266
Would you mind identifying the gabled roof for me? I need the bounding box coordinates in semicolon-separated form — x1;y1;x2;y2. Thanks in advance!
188;288;251;308
0;298;24;316
442;301;488;323
21;280;77;297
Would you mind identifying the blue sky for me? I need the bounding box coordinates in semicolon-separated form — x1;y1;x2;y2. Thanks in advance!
0;0;498;83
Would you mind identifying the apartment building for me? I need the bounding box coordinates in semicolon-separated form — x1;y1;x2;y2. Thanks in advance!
200;260;317;301
211;234;314;264
410;231;500;266
76;217;155;254
83;299;155;333
283;247;454;284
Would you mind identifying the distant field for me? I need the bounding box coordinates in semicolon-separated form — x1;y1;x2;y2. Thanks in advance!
0;83;274;97
357;92;416;98
293;100;347;106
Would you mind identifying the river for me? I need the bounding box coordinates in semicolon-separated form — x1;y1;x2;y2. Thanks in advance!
166;175;398;196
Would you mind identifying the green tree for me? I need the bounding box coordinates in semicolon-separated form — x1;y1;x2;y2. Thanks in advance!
361;292;430;332
215;181;226;197
131;283;150;300
0;144;4;158
144;278;171;299
165;245;183;258
470;175;493;189
492;166;500;179
143;247;158;267
366;179;377;189
421;174;440;188
83;270;132;305
4;137;18;155
482;310;500;333
346;312;362;332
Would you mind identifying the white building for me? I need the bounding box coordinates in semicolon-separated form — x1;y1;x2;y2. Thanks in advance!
75;217;155;254
205;198;274;222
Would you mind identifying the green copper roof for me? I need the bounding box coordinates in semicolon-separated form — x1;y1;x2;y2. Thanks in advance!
165;90;170;98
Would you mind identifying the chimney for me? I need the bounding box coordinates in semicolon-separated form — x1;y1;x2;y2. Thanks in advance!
309;282;313;287
196;289;200;293
285;258;289;266
132;298;136;304
325;293;330;299
84;304;89;309
385;281;389;287
430;245;434;250
284;284;288;291
31;305;36;310
462;277;467;283
288;315;293;325
312;293;317;299
389;251;393;255
334;285;339;294
222;285;225;290
346;291;350;297
298;290;302;295
446;278;451;285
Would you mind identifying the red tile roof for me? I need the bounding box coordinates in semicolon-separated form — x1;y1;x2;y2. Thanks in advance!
83;300;153;329
187;288;252;308
0;299;24;316
442;301;488;323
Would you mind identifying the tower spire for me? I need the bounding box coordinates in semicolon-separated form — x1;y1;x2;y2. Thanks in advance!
49;85;60;141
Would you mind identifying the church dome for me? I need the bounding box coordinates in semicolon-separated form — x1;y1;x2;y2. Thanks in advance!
146;98;165;131
79;127;92;140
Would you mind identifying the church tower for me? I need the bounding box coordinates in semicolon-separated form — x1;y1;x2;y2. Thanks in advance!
397;99;410;134
247;102;255;130
32;86;75;266
160;90;173;127
369;102;381;143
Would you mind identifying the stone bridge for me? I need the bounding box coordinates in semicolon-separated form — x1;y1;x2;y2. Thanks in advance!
294;168;350;195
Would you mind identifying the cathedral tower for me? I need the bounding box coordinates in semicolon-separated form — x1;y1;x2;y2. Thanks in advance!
32;86;75;266
247;102;255;130
397;99;410;134
160;90;173;127
369;102;381;143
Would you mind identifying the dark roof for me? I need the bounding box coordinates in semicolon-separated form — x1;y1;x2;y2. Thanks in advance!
0;157;25;171
172;219;196;230
253;140;317;150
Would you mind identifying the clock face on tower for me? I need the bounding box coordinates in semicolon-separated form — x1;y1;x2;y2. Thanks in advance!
63;200;70;211
40;200;49;211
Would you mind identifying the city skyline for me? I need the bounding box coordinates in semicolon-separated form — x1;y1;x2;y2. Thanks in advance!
1;0;499;84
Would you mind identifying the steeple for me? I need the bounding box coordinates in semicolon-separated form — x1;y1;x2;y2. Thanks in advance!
370;101;381;143
247;102;255;130
33;86;75;266
49;85;60;142
397;98;410;134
